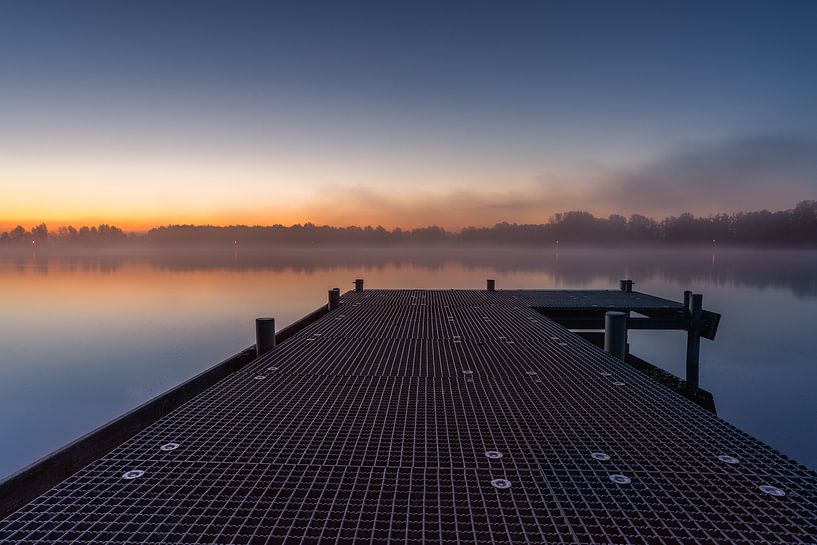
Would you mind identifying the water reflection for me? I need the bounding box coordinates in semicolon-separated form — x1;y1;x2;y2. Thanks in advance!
5;247;817;296
1;247;816;478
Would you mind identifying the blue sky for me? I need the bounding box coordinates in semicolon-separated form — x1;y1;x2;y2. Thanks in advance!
2;0;816;229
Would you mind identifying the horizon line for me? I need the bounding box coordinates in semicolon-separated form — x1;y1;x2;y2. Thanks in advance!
3;199;815;235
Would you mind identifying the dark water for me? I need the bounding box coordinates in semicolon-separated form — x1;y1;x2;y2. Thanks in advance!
1;247;816;479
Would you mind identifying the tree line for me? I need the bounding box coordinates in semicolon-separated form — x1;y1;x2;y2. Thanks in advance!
0;224;129;245
2;200;816;247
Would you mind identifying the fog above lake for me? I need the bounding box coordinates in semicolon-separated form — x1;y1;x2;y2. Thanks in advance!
6;246;817;299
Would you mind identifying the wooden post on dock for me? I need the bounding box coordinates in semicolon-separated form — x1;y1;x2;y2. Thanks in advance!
604;311;627;360
354;279;364;292
683;290;692;309
686;293;703;392
255;317;276;356
487;279;495;292
328;288;340;310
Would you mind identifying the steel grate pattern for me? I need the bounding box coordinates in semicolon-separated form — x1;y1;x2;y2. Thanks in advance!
2;289;816;544
494;290;686;311
339;289;686;312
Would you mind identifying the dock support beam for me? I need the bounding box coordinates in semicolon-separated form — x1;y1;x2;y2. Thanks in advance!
328;288;340;310
354;279;364;292
686;293;703;392
487;279;495;292
255;317;276;356
620;280;633;293
604;311;627;360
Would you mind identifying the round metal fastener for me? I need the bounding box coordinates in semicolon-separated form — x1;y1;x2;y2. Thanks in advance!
526;371;538;376
267;366;278;371
612;381;625;386
533;379;543;384
718;454;740;465
759;484;785;497
609;474;631;485
485;451;503;459
254;375;266;380
491;478;512;489
591;452;611;461
599;372;612;377
122;470;144;480
462;370;473;375
159;443;179;452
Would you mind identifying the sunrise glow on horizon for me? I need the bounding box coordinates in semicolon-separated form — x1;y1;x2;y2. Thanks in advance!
3;1;816;232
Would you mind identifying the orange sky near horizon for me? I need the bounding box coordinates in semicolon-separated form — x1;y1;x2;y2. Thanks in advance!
0;157;599;232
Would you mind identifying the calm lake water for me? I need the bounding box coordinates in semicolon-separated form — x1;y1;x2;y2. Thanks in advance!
1;247;816;479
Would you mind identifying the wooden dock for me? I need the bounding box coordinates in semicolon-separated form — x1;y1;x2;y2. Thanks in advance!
1;285;816;544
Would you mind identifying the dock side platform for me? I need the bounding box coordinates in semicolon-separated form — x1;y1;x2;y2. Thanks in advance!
1;289;815;544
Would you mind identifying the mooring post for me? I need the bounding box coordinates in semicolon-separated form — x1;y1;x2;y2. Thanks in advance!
487;279;495;292
354;279;364;292
328;288;340;310
683;290;692;310
686;293;703;392
619;279;633;293
604;311;627;360
255;317;276;356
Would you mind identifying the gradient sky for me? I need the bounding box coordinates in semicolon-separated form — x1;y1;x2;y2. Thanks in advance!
2;0;816;231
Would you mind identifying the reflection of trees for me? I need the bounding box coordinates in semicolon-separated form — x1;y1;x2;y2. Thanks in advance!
4;255;125;275
2;248;816;298
146;247;817;299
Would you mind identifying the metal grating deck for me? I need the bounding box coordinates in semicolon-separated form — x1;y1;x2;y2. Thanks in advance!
337;289;687;313
1;289;816;544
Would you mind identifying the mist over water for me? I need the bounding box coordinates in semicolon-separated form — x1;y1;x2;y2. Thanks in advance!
1;247;816;478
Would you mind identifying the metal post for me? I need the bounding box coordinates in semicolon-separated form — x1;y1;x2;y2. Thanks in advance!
328;288;340;310
686;293;703;392
487;279;495;292
604;311;627;360
683;290;692;310
255;317;276;357
354;279;364;292
619;279;633;293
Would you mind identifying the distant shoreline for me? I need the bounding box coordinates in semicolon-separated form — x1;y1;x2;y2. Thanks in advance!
3;200;816;248
3;243;817;255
